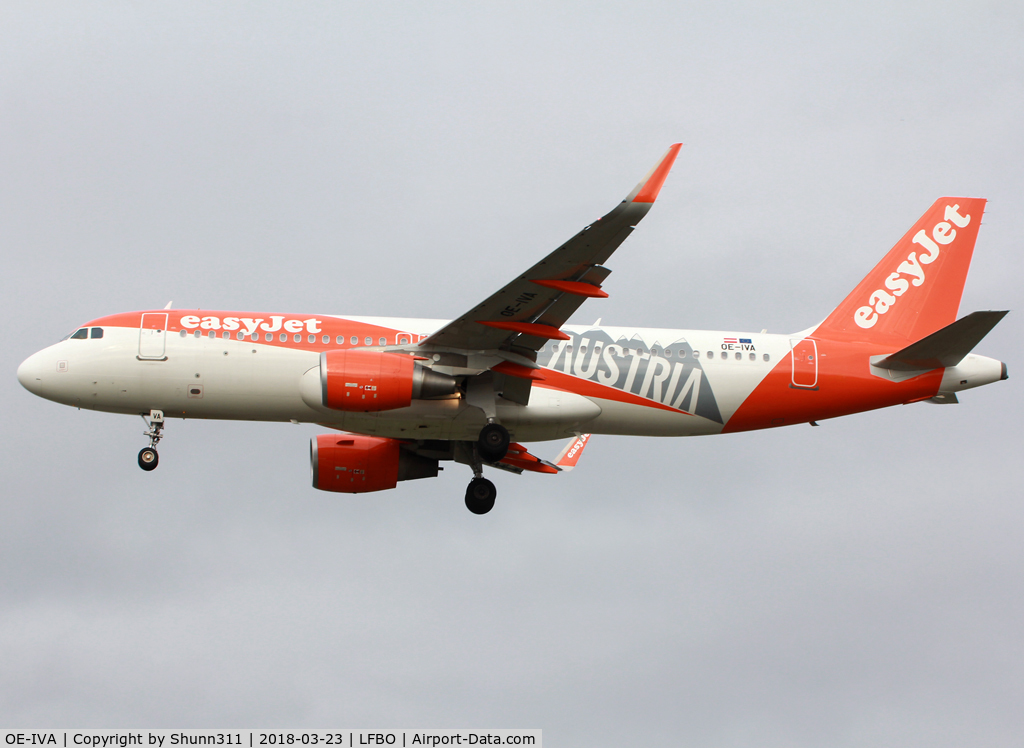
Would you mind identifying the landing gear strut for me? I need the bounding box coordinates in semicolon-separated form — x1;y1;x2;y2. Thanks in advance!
138;410;164;472
457;442;498;515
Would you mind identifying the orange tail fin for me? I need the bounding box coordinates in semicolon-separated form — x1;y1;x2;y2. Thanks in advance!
815;198;987;345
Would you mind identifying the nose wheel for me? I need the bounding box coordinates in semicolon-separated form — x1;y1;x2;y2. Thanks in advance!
138;447;159;471
139;410;165;471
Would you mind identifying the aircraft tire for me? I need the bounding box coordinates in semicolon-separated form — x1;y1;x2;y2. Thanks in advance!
465;478;496;515
138;447;159;471
478;423;510;462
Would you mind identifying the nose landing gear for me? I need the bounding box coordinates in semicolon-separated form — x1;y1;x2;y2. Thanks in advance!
138;410;164;472
138;447;159;470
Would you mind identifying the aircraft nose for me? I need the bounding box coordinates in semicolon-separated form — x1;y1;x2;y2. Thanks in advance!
17;350;48;396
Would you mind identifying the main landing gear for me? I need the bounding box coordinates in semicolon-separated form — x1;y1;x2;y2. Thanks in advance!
465;477;497;515
138;410;165;472
461;424;508;514
477;422;510;462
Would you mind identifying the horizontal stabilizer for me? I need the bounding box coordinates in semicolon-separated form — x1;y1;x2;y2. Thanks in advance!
874;310;1008;371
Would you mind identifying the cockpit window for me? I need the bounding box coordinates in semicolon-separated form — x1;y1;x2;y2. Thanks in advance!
70;328;88;340
90;327;104;339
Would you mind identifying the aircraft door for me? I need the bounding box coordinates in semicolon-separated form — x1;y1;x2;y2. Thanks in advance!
789;338;818;389
139;313;168;360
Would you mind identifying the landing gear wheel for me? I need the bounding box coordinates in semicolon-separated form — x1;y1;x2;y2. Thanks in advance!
465;477;497;515
478;423;510;463
138;447;159;471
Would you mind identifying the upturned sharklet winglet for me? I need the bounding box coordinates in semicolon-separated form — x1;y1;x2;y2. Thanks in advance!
552;433;592;472
875;310;1009;371
626;144;683;203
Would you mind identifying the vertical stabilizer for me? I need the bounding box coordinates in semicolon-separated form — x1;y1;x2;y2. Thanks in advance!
815;198;986;345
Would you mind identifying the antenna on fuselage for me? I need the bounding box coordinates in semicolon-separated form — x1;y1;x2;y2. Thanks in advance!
164;301;173;309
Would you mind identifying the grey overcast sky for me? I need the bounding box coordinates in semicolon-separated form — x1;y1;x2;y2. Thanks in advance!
2;1;1023;744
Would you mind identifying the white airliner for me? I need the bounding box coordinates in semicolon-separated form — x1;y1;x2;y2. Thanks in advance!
17;145;1008;513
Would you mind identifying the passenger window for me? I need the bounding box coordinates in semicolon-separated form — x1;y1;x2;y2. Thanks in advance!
222;331;229;339
237;331;245;340
279;333;287;342
720;351;727;359
749;353;755;361
336;336;344;345
707;351;714;359
399;337;409;345
208;331;216;339
735;351;741;360
364;336;372;345
250;334;258;341
294;334;301;342
763;354;770;362
90;327;104;339
180;330;187;337
194;330;201;338
265;333;273;341
692;350;699;358
650;347;657;356
351;336;358;345
323;335;330;344
310;335;317;344
378;336;386;346
621;347;628;355
664;349;672;357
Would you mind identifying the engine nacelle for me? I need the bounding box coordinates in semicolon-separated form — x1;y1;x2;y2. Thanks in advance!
311;434;440;493
319;349;456;412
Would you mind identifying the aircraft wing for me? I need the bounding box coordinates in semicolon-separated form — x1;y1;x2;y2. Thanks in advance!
419;144;682;354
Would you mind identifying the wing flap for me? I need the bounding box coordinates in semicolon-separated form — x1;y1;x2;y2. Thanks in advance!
498;443;560;474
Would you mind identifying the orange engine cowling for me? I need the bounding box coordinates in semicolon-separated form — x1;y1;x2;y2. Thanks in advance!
311;434;439;494
320;349;456;412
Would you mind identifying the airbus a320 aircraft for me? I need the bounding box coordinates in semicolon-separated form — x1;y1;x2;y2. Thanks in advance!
17;145;1008;513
